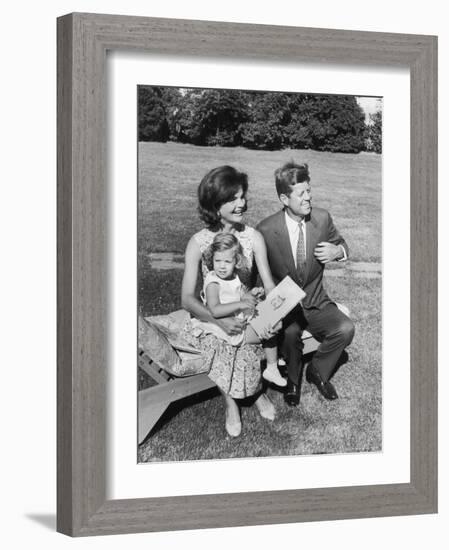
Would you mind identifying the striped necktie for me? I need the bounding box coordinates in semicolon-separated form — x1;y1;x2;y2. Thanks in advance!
296;221;306;285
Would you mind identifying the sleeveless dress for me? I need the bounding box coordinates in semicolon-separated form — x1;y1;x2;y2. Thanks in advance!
191;271;246;346
179;226;263;398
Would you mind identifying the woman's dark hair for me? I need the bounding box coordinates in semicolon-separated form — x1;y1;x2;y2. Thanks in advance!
203;233;244;272
197;166;248;230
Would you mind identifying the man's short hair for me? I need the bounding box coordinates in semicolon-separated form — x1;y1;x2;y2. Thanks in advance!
275;161;310;197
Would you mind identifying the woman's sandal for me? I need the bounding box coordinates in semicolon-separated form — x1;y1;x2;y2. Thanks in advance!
255;394;276;421
225;409;242;437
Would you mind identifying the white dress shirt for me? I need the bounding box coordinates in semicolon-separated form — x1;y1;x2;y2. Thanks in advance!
284;211;347;267
284;212;306;268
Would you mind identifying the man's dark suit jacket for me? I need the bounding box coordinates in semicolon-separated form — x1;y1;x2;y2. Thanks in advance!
257;207;348;311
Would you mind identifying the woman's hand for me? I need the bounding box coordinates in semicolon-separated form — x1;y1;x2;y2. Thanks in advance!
217;316;246;336
251;287;265;300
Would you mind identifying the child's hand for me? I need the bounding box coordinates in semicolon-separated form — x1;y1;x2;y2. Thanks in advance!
241;302;256;322
241;290;258;306
241;292;257;316
240;301;256;317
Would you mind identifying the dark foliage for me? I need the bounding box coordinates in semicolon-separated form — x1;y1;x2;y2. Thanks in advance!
366;110;382;154
138;86;182;142
172;89;250;146
139;86;369;153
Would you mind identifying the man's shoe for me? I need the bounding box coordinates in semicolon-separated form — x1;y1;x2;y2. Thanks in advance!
284;380;300;407
306;365;338;400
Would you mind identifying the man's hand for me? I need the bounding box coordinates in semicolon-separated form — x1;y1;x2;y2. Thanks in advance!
217;316;245;336
313;242;342;263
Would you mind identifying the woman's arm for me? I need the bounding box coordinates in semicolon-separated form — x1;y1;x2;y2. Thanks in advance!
252;229;276;293
181;237;210;320
181;237;245;335
252;229;282;339
205;282;254;319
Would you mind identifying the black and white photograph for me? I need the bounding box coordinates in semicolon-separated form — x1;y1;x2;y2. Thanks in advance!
3;0;442;544
137;85;383;462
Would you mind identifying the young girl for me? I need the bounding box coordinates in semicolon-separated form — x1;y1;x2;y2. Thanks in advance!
191;232;286;387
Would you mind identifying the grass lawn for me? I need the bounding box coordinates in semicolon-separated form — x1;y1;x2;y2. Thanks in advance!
138;141;382;461
138;142;381;262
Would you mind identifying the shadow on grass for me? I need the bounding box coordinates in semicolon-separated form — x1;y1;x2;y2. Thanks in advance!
330;350;349;379
140;386;221;445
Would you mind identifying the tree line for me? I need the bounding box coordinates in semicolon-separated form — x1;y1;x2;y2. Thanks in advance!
138;86;382;154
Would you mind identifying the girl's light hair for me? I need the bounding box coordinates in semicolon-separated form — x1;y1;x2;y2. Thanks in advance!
204;233;244;272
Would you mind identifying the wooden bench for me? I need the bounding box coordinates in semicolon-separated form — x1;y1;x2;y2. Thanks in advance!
138;329;320;444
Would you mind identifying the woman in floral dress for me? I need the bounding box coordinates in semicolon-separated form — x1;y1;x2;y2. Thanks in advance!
180;165;279;437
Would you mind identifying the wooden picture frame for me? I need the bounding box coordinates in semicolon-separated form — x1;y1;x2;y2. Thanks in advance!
57;12;437;536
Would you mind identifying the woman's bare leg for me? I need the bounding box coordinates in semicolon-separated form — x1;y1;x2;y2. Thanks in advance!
220;389;241;437
255;392;276;421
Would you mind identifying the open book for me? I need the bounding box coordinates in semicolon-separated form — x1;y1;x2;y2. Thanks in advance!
249;276;306;337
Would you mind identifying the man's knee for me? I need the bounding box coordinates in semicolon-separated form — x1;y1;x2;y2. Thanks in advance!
282;322;303;348
339;318;355;345
284;322;301;338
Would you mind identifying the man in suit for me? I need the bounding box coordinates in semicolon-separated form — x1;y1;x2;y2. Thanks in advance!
257;161;355;406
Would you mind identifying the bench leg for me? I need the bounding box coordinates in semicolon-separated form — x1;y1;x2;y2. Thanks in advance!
138;374;216;443
138;398;170;444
